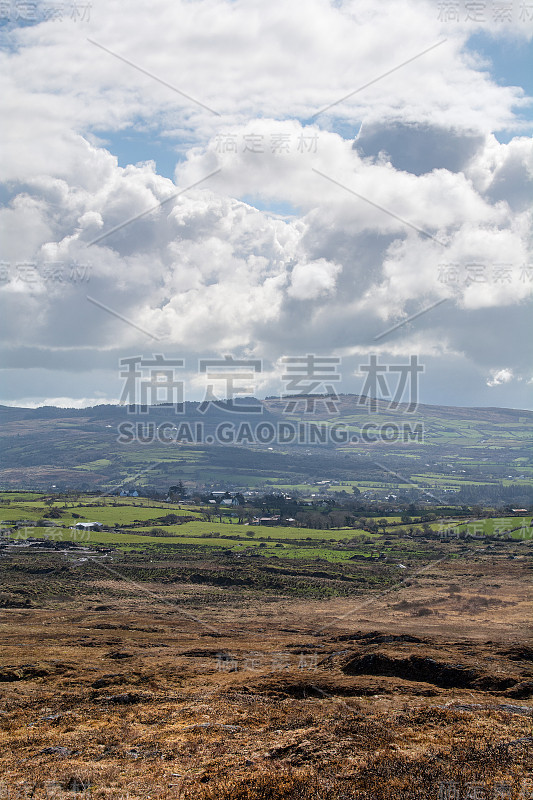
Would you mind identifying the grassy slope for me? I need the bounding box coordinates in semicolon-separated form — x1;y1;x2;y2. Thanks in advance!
0;398;531;493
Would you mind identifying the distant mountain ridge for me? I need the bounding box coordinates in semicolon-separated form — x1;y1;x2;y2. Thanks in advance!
0;396;531;498
1;395;531;422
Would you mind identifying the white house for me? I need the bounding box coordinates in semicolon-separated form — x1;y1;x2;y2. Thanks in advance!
72;522;103;531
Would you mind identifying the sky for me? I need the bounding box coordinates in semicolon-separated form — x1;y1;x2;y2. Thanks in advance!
0;0;532;410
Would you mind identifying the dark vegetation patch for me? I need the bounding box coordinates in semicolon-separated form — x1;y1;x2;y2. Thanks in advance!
502;645;533;662
332;631;425;645
341;653;519;692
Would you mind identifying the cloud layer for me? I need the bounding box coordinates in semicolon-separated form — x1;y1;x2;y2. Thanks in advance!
0;0;532;408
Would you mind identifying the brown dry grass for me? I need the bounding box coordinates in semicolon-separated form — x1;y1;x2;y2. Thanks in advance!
0;547;531;798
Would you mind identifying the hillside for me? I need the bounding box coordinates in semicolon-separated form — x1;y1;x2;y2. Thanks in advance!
0;397;531;502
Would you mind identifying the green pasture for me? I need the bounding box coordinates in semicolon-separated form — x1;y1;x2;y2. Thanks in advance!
4;525;373;562
451;516;532;539
134;521;371;541
1;493;530;562
64;504;199;525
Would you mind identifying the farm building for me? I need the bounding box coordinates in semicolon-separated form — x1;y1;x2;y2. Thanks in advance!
72;522;103;531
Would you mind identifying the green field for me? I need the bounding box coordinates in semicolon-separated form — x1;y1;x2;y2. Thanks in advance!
2;492;530;563
451;516;532;539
